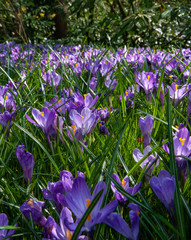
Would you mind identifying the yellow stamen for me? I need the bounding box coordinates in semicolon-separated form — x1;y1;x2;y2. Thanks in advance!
147;75;150;80
179;138;185;146
122;179;126;188
125;91;128;96
169;75;172;78
41;112;44;117
70;89;73;95
81;116;84;119
27;199;34;207
86;199;91;221
137;50;139;53
75;63;78;67
84;94;87;101
131;55;133;58
176;84;178;91
66;229;73;240
5;96;8;100
176;125;179;129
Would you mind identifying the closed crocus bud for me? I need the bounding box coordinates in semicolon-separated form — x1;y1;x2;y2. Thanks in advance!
139;116;154;147
16;144;35;184
150;170;175;214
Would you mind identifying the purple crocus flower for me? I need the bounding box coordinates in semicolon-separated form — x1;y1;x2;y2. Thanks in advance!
42;216;57;240
42;70;61;89
163;126;191;183
16;144;35;184
139;116;154;147
111;174;142;205
51;208;88;240
26;107;57;146
43;170;82;212
99;121;109;135
0;213;16;240
119;89;135;108
98;107;110;121
90;77;97;91
103;203;141;240
135;71;156;95
43;181;66;212
167;83;187;105
0;111;14;137
63;177;118;233
133;146;159;181
150;170;175;213
20;198;47;227
69;107;97;137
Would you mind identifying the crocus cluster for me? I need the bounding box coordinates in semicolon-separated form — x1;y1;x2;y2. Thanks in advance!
20;170;141;239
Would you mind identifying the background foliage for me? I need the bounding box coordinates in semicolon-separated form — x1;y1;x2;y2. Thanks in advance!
0;0;191;49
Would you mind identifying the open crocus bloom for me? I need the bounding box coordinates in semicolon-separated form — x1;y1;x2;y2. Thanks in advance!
69;107;97;136
20;198;47;227
111;173;142;205
133;146;159;180
26;107;57;139
63;177;118;233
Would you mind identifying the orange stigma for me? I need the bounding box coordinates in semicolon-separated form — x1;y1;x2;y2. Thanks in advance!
84;94;87;101
66;229;73;240
71;125;76;133
58;100;61;104
136;211;140;216
41;112;44;117
122;179;126;188
27;199;34;207
86;199;91;221
147;75;150;80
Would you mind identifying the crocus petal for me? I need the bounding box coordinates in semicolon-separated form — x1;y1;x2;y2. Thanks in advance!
64;177;91;218
103;213;133;239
